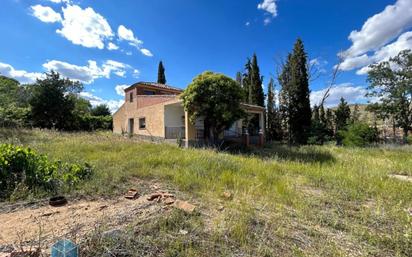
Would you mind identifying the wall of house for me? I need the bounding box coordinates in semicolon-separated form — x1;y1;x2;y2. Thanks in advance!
113;98;183;140
164;104;185;128
137;95;177;109
113;104;126;134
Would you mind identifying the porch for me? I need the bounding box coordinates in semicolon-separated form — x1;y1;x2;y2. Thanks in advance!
163;102;265;147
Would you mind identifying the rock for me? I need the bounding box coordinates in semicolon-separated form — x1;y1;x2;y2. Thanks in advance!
147;193;162;201
163;198;175;205
223;191;232;200
174;200;196;214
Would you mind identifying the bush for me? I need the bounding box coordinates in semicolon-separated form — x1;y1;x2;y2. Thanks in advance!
407;135;412;145
340;123;379;147
0;144;92;199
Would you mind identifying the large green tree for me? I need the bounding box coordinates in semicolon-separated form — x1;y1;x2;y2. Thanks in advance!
243;54;264;107
157;61;166;84
278;39;312;144
30;71;83;129
181;72;245;144
0;76;31;127
91;104;111;117
367;49;412;142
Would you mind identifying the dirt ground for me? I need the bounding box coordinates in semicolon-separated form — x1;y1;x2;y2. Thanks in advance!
0;180;182;255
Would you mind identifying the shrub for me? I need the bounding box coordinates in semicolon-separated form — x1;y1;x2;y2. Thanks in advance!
407;135;412;145
0;144;92;199
340;123;379;147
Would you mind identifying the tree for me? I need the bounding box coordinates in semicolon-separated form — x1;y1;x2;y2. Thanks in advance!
278;39;312;145
0;76;31;127
335;97;351;145
157;61;166;84
181;72;245;144
91;104;111;117
367;49;412;142
243;54;264;107
30;71;83;129
266;78;281;140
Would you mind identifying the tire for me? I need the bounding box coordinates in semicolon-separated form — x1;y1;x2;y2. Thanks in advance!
49;196;68;207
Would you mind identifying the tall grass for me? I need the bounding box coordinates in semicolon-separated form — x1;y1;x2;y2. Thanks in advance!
1;129;411;256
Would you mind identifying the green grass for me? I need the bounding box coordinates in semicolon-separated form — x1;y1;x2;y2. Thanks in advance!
1;128;411;256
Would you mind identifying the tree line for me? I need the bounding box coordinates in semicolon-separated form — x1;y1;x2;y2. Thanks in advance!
183;39;411;146
0;71;112;131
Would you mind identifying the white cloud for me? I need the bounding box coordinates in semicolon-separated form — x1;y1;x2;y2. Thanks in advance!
118;25;142;47
140;48;153;57
258;0;277;24
310;83;375;107
57;5;113;49
115;84;128;96
343;0;412;58
31;5;62;23
43;59;131;84
118;25;153;57
0;62;43;84
107;42;119;50
80;92;124;113
258;0;278;17
340;0;412;73
132;69;140;78
341;31;412;74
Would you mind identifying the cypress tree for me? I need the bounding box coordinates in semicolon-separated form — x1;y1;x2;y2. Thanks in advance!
267;78;281;140
279;39;311;145
157;61;166;84
278;54;292;142
242;58;252;103
243;54;264;107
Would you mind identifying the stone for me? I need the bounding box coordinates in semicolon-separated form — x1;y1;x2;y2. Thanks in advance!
174;200;196;214
222;191;232;200
163;198;175;205
147;193;162;201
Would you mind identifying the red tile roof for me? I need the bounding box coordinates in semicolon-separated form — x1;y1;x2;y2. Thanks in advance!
125;82;183;92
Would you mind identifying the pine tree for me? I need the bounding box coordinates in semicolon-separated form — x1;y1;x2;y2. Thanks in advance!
157;61;166;84
279;39;311;145
335;97;351;145
266;78;281;140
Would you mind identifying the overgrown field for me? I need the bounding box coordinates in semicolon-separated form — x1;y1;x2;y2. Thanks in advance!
0;129;411;256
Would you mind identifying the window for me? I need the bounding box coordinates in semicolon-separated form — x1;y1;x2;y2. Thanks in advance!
143;90;155;95
129;92;133;102
139;118;146;129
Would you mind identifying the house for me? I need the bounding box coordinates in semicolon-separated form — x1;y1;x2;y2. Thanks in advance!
113;82;265;147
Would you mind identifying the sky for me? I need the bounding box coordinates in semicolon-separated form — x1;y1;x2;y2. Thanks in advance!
0;0;411;112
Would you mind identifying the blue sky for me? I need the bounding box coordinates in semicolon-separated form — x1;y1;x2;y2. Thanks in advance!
1;0;411;111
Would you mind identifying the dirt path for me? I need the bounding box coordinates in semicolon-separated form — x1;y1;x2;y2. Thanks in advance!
0;181;181;254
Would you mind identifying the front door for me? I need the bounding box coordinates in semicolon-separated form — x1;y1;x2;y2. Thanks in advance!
128;118;134;135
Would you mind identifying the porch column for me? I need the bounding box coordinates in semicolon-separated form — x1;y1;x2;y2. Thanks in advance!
258;112;265;147
184;111;196;148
